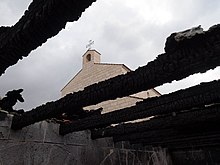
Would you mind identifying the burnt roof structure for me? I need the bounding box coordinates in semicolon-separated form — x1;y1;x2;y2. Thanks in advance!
60;80;220;134
91;104;220;140
11;24;220;131
0;0;97;76
1;0;220;150
90;103;220;148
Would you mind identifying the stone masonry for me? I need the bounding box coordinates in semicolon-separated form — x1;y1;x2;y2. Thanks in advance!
0;111;172;165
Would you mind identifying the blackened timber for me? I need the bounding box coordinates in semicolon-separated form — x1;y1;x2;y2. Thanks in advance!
130;132;220;149
113;118;220;149
59;80;220;135
0;0;97;76
12;24;220;130
114;113;220;149
91;104;220;139
128;129;220;149
112;104;220;143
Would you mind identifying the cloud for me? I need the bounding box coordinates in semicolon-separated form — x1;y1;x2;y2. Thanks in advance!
0;0;30;26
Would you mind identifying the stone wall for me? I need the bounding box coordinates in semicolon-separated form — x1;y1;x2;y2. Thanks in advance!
2;111;219;164
0;111;171;165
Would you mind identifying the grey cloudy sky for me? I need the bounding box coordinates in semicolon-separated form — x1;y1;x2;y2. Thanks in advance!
0;0;220;110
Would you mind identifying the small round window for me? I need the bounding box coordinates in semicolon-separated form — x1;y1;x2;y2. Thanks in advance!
86;54;91;62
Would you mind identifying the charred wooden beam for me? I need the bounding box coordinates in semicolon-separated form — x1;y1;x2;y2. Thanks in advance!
112;115;220;149
112;104;220;142
128;126;220;149
0;0;97;76
12;24;220;130
114;112;220;149
91;104;220;139
130;131;220;149
59;80;220;135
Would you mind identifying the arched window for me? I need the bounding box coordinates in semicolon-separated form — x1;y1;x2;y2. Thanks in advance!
86;54;91;62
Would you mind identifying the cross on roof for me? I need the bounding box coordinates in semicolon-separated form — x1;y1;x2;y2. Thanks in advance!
86;40;94;50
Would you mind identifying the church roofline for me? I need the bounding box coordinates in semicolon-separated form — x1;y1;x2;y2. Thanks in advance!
82;49;101;57
94;63;131;72
151;88;161;96
60;62;130;92
61;69;82;92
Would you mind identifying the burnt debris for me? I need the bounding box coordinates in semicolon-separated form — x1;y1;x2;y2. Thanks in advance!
0;89;24;114
63;107;102;121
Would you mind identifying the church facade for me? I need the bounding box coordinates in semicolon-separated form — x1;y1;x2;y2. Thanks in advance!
61;50;161;113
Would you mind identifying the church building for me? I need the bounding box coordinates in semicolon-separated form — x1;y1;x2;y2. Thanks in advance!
61;50;161;113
